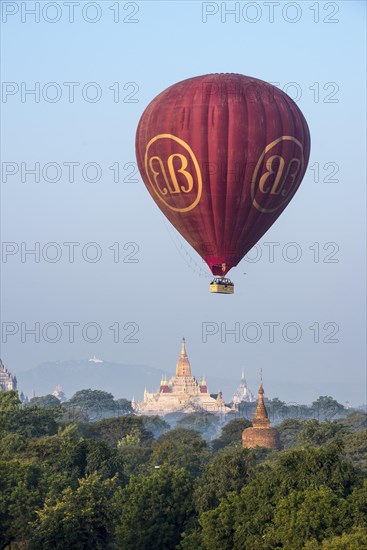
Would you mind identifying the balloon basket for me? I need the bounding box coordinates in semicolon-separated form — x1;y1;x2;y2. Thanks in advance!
209;277;234;294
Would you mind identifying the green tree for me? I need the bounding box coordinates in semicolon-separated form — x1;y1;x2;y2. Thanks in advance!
27;394;61;409
117;444;152;479
114;397;133;415
83;439;122;480
0;389;21;411
211;418;252;451
0;459;44;548
277;418;303;450
272;444;356;496
141;415;170;439
267;397;287;423
337;410;367;431
78;415;153;447
312;396;345;420
150;428;209;477
28;472;118;550
115;466;194;550
266;486;346;549
0;432;26;459
179;528;205;550
304;527;367;549
1;406;59;438
0;390;21;433
194;446;254;514
117;429;142;447
20;427;124;495
67;389;115;420
347;479;367;529
176;413;220;440
55;437;122;488
298;419;347;447
342;430;367;473
199;492;238;550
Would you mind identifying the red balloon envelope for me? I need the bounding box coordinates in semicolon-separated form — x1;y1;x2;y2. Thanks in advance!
136;73;310;276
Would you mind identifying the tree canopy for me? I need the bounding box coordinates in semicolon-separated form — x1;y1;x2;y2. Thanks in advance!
0;389;365;549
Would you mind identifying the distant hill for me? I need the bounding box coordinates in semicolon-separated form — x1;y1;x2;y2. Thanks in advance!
18;359;168;401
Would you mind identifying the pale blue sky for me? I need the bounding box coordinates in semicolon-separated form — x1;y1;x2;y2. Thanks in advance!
1;1;366;404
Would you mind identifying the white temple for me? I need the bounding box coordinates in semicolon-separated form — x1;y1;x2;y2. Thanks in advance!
133;338;231;416
231;369;255;406
0;359;17;392
52;385;67;403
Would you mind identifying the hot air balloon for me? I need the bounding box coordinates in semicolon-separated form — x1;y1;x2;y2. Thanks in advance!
135;73;310;293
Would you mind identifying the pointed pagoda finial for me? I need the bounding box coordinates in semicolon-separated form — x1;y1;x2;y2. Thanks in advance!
252;375;269;427
241;368;245;382
181;337;187;357
259;370;264;394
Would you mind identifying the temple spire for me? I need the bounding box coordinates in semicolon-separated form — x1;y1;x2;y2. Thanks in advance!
252;380;270;428
176;337;191;377
180;337;187;357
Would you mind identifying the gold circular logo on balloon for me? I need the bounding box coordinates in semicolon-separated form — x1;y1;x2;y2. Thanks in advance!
144;134;202;213
251;136;304;213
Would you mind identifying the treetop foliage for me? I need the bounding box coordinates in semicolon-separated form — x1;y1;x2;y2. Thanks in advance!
0;390;366;549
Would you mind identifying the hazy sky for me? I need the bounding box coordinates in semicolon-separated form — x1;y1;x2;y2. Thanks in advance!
1;0;366;405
